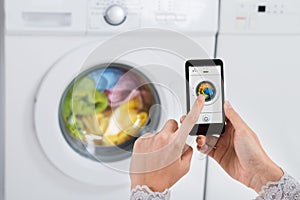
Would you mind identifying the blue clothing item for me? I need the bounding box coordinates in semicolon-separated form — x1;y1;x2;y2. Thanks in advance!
88;68;124;92
204;87;214;97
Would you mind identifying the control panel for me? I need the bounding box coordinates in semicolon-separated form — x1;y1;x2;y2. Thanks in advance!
87;0;218;34
140;0;218;33
220;0;300;34
5;0;219;35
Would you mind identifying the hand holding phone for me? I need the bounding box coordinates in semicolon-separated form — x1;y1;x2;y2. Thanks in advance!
185;59;225;135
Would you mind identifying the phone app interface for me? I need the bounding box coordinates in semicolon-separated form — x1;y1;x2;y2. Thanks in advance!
189;65;223;124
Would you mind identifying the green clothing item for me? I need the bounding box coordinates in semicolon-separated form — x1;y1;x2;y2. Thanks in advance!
61;76;108;139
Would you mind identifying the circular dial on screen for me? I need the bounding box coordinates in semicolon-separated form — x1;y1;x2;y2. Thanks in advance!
195;81;217;102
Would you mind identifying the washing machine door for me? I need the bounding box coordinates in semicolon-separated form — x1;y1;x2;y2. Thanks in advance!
59;62;161;163
35;29;210;186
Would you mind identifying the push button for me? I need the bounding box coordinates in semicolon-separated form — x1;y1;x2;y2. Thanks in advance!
203;115;210;122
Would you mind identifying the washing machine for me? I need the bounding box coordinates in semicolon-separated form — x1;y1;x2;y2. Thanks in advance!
1;0;219;199
0;0;5;198
206;0;300;199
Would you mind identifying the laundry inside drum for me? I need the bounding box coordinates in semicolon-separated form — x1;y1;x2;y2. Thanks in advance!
59;63;160;161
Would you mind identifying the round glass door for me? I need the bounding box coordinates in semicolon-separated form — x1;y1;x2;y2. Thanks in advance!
59;63;160;162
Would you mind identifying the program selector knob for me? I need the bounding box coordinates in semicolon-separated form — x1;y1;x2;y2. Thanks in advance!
104;5;126;26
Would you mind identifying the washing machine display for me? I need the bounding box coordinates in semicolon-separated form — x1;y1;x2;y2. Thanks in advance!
59;63;160;162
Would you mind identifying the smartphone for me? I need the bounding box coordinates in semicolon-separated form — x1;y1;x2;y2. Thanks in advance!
185;59;225;135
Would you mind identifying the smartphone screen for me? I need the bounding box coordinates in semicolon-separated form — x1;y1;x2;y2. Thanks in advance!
185;59;225;135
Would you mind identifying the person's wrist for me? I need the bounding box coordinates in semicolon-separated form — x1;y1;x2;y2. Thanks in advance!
249;161;283;193
131;179;169;192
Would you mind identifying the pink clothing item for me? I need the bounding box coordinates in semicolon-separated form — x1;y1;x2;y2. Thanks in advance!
105;71;146;107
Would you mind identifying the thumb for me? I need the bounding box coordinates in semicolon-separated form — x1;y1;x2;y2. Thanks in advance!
224;101;248;131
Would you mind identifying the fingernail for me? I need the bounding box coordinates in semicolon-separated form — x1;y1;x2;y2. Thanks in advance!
225;101;232;109
197;95;205;102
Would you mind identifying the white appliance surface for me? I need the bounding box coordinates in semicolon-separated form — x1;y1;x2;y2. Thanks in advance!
206;0;300;199
3;0;218;199
0;0;5;199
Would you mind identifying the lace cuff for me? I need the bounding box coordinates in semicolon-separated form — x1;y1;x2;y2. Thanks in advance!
130;185;170;200
256;171;300;200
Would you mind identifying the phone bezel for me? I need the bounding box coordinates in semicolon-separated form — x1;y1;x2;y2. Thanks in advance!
185;59;225;136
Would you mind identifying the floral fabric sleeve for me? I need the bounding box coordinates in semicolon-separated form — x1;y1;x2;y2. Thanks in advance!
256;171;300;200
130;185;170;200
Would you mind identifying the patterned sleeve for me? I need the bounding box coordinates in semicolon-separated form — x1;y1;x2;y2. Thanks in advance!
256;171;300;200
130;185;170;200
